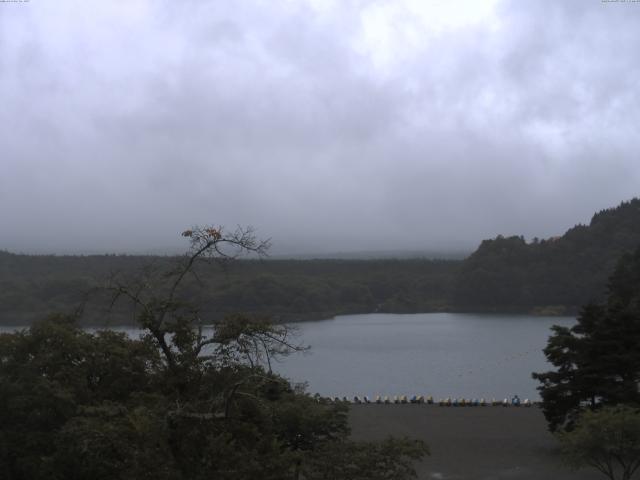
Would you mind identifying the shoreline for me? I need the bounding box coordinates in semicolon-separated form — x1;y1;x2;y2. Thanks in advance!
0;306;578;328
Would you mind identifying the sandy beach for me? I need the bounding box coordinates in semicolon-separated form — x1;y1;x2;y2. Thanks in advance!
349;404;602;480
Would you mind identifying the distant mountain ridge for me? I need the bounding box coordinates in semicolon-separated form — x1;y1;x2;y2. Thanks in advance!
453;198;640;313
269;249;469;260
1;198;639;324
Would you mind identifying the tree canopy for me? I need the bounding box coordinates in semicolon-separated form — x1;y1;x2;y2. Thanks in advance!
0;226;428;479
455;198;640;312
558;405;640;480
533;245;640;431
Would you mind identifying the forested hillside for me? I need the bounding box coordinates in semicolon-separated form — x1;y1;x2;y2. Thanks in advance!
1;198;639;324
454;198;640;313
0;254;456;325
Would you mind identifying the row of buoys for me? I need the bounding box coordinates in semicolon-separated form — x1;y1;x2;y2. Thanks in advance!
437;396;532;407
317;395;534;407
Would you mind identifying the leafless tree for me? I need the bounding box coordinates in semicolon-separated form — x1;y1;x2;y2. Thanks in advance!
107;225;303;378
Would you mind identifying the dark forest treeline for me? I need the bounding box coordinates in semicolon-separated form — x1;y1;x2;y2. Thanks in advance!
453;198;640;314
0;253;457;325
1;198;640;325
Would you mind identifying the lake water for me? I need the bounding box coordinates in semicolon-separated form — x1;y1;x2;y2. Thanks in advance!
1;313;574;400
273;313;574;400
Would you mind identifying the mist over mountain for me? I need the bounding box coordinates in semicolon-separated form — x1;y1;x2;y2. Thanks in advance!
2;198;639;325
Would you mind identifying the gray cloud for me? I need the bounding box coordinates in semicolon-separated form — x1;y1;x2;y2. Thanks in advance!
1;0;639;255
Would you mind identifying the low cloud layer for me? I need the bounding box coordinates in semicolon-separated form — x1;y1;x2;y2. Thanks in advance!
1;0;639;255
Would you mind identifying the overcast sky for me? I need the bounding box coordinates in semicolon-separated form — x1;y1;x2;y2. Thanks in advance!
1;0;639;255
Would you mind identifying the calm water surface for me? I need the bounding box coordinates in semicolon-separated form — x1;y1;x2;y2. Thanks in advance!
1;313;574;400
274;313;574;400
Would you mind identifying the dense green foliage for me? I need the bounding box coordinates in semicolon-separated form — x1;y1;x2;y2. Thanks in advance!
0;226;428;479
533;245;640;431
558;405;640;480
455;198;640;312
0;315;427;479
0;253;456;325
